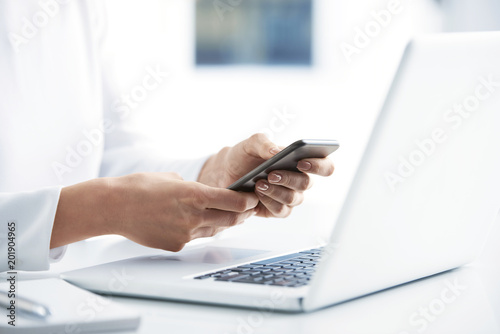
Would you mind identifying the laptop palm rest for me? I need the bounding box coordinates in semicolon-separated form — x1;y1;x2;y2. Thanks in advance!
149;247;269;265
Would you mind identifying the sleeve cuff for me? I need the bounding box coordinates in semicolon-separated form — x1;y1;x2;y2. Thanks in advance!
0;186;62;272
49;246;67;263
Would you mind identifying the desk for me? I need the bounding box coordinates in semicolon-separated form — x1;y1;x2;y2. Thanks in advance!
43;206;500;334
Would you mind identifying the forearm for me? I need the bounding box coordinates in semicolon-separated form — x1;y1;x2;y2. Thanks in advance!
50;178;113;249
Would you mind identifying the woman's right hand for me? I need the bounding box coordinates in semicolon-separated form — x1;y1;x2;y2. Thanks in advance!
51;172;259;252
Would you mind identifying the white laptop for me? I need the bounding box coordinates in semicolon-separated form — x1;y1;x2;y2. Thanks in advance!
62;32;500;312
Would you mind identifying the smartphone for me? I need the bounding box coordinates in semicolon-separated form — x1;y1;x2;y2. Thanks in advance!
227;139;340;192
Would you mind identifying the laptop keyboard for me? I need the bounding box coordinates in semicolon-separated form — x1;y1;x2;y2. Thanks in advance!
194;247;323;288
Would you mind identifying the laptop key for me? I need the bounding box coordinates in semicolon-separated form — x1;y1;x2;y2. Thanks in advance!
194;275;211;280
232;277;263;284
237;265;260;270
300;263;315;267
282;265;296;269
246;270;264;276
215;274;250;282
267;271;282;276
219;273;241;279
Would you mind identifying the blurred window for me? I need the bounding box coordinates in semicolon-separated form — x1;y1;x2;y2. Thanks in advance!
195;0;313;66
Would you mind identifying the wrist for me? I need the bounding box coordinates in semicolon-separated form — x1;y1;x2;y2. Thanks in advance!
51;178;114;248
89;177;117;236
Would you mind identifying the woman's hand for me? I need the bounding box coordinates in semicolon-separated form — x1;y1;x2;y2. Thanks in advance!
197;134;335;218
51;172;258;252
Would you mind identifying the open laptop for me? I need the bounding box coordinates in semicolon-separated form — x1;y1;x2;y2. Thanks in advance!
62;32;500;312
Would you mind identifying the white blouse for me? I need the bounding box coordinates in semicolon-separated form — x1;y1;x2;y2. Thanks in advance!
0;0;206;272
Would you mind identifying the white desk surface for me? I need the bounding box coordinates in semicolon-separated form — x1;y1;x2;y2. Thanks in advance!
31;207;500;334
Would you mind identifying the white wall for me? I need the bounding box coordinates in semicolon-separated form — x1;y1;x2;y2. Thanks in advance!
440;0;500;32
103;0;443;240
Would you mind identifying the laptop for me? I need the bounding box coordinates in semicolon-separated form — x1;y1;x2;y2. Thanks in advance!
62;32;500;312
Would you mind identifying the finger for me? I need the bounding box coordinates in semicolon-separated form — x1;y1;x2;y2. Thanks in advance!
192;225;229;239
239;133;281;160
200;208;256;227
297;158;335;176
267;170;313;191
198;185;259;212
255;192;293;218
255;181;304;206
191;226;221;239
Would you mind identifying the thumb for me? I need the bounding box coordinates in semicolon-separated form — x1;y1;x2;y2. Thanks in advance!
240;133;281;161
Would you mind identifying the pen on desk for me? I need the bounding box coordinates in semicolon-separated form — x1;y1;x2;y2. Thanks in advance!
0;290;51;319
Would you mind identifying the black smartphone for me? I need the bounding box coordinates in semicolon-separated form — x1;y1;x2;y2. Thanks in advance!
227;139;340;192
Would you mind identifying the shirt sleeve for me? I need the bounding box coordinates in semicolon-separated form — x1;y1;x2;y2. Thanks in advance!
98;68;209;181
100;147;209;182
96;3;208;182
97;66;208;181
0;187;63;272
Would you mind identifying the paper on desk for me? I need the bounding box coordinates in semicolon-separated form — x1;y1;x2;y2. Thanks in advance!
0;278;140;334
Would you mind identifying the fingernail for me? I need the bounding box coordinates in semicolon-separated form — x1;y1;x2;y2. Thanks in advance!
270;147;281;155
297;161;312;171
256;182;269;192
269;173;282;183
